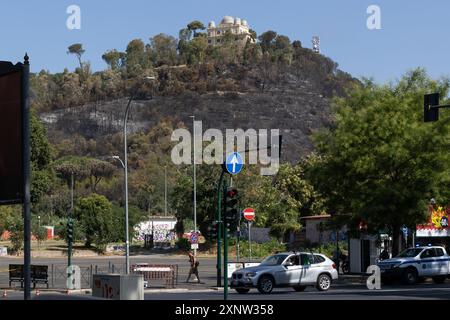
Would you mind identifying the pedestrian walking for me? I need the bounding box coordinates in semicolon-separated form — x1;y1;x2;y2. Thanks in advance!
186;251;201;283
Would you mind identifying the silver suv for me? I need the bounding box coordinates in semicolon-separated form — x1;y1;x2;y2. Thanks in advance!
230;252;338;294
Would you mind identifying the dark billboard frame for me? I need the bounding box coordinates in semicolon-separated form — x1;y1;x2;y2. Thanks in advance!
0;61;24;204
0;55;31;300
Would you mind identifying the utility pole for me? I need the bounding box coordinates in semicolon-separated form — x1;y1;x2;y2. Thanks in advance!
37;216;41;251
191;116;197;256
164;166;168;216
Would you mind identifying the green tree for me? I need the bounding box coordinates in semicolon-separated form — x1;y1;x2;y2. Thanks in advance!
102;49;125;70
31;113;55;204
258;30;277;53
310;69;450;255
187;20;206;38
75;193;114;251
67;43;85;69
125;39;147;75
149;33;178;67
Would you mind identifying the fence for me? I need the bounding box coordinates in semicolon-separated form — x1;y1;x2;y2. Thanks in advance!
131;264;178;288
0;261;178;289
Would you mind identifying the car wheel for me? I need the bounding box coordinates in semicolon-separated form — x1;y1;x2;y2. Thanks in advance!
257;275;274;294
235;288;250;294
401;268;418;285
316;274;331;291
432;276;446;284
293;285;306;292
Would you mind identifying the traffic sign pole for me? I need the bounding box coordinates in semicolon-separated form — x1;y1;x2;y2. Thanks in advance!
216;169;225;287
248;221;252;262
223;181;229;301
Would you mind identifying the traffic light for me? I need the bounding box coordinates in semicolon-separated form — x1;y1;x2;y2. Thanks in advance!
424;93;439;122
67;218;74;242
207;221;219;240
224;187;238;232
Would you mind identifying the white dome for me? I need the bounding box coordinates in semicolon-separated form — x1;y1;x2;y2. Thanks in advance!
234;17;241;25
221;16;234;24
241;20;248;27
208;21;216;28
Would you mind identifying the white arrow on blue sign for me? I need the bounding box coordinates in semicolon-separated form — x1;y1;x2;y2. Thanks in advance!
225;152;243;175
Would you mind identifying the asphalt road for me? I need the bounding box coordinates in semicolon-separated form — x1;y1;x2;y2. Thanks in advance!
0;254;219;289
3;282;450;300
2;255;450;300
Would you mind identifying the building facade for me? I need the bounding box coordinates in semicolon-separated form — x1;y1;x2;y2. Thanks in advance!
207;16;255;46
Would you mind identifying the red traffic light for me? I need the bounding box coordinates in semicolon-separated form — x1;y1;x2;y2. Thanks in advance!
226;188;237;197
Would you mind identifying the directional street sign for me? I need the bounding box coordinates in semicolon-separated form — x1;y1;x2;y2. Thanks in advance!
190;232;198;244
225;152;243;175
243;208;255;222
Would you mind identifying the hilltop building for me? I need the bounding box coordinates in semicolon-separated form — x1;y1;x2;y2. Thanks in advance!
207;16;256;46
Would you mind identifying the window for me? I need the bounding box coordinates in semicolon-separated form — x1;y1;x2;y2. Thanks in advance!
397;248;422;258
284;255;299;266
216;39;220;43
217;30;221;35
420;249;436;259
300;253;313;265
260;254;289;266
313;255;326;264
208;40;212;44
435;248;445;257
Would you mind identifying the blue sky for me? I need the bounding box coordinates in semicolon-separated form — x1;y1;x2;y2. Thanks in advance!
1;0;449;83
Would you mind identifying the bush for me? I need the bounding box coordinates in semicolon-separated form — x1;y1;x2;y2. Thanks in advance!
176;237;190;252
305;241;348;259
6;213;24;254
234;238;286;259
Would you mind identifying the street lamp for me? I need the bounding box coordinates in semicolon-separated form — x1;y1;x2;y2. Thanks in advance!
114;75;156;275
190;115;197;256
37;215;41;251
164;166;168;216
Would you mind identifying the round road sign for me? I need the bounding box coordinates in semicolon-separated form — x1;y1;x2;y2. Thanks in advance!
190;232;198;244
243;208;255;222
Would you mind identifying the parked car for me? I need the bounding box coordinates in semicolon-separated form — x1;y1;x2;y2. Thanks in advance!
230;252;338;294
377;246;450;285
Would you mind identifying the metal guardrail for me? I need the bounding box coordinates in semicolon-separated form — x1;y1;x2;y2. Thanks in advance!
131;264;178;288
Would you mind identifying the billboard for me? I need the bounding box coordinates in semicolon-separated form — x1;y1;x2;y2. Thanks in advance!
0;63;23;204
417;205;450;237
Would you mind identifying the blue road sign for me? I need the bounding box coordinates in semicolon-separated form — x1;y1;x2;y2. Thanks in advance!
225;152;243;175
190;232;198;244
401;226;408;237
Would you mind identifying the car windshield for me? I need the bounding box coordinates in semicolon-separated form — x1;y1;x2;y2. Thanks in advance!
260;254;289;266
396;248;423;258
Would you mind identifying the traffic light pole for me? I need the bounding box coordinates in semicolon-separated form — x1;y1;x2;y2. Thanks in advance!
68;173;74;267
216;169;225;287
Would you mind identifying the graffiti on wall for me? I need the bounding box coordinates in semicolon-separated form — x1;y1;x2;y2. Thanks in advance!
135;222;176;243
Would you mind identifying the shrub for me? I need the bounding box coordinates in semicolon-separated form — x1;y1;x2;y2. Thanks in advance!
235;238;286;259
176;237;190;252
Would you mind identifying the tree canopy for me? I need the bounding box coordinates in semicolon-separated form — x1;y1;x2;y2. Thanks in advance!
310;69;450;254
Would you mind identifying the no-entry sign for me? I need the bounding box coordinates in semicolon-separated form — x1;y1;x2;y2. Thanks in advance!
243;208;255;222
